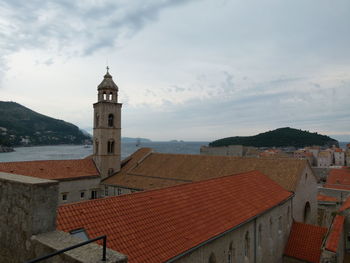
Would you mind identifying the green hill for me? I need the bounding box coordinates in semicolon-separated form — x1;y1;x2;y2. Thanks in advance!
209;127;338;148
0;101;90;147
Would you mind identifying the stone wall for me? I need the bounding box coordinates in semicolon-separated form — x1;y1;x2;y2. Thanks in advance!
174;198;292;263
0;172;58;262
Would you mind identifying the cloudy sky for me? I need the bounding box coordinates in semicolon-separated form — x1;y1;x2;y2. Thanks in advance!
0;0;349;141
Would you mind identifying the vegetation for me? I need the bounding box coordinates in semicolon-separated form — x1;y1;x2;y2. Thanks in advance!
0;101;90;147
209;127;338;148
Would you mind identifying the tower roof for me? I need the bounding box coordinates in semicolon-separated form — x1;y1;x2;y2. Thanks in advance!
98;67;118;91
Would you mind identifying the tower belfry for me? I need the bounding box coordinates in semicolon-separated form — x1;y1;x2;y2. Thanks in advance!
93;67;122;179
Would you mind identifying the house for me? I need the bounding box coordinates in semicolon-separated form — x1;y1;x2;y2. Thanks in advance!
58;170;293;263
0;159;100;204
284;215;345;263
102;148;318;224
334;148;345;166
318;150;333;167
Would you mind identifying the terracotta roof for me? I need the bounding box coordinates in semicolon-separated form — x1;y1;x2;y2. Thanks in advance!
317;194;338;203
0;159;99;180
339;196;350;212
325;215;345;253
324;168;350;190
334;148;343;153
103;148;311;192
284;222;327;263
58;170;292;263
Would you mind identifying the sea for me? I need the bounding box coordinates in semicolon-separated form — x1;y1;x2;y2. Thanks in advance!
0;141;348;163
0;141;209;162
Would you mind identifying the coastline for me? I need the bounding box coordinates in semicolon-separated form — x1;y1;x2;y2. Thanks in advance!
0;145;14;153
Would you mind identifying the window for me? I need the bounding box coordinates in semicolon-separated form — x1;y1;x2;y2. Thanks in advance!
269;218;273;237
62;193;68;201
107;140;114;154
244;231;250;257
95;140;99;154
228;242;233;263
209;253;216;263
278;216;282;234
108;168;114;175
80;191;85;199
70;228;89;241
105;186;109;196
109;92;113;100
95;113;99;127
91;190;98;199
304;202;311;223
258;224;262;247
103;92;107;100
117;188;122;195
108;114;114;127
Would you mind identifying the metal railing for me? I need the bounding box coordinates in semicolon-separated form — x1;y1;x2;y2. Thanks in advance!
25;235;107;263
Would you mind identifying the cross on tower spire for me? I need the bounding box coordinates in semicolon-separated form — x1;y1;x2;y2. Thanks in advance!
106;66;109;73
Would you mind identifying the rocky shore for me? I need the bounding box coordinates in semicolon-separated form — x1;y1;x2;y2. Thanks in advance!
0;145;14;153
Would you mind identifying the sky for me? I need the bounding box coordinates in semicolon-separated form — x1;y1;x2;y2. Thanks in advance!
0;0;349;141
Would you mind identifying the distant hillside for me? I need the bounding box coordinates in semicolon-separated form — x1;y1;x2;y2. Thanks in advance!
0;101;90;147
209;127;339;148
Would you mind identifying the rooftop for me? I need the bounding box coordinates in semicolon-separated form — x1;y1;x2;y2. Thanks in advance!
339;196;350;212
317;194;338;203
284;221;327;263
325;215;345;253
324;168;350;191
103;148;311;192
0;159;99;180
58;170;292;263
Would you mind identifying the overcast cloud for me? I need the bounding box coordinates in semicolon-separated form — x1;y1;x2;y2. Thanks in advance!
0;0;349;141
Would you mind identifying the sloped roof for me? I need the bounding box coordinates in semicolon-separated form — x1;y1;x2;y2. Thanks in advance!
324;168;350;190
58;170;292;263
325;215;345;253
103;148;310;192
284;221;327;263
0;159;99;180
317;194;338;203
339;196;350;212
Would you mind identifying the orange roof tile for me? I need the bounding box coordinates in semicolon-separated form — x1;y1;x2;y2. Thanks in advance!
0;159;99;180
339;196;350;212
325;215;345;253
334;148;343;153
325;168;350;190
317;194;338;203
284;222;327;263
103;148;311;192
58;170;292;263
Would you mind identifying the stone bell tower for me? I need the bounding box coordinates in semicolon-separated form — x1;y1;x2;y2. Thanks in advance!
93;67;122;179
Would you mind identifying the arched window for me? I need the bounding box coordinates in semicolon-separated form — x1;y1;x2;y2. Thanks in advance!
278;216;282;234
95;140;99;154
209;252;216;263
258;224;262;247
244;231;250;257
103;92;107;100
107;140;114;154
108;114;114;127
269;218;273;237
228;242;233;263
109;92;113;100
95;113;99;127
304;202;311;223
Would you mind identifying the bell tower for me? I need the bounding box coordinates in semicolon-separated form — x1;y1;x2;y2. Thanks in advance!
93;67;122;179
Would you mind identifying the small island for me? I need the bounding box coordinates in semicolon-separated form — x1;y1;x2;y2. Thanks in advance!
209;127;338;148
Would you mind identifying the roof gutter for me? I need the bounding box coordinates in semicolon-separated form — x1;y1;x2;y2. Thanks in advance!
166;192;295;263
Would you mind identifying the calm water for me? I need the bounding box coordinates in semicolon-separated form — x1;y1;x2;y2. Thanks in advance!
0;142;208;162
